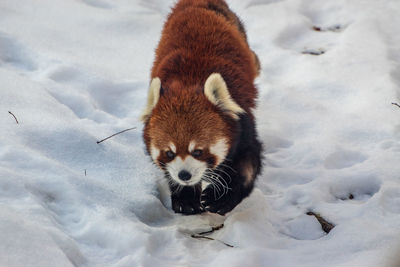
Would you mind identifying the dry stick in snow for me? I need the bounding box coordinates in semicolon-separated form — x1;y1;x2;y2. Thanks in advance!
191;224;234;248
196;224;225;235
191;234;234;248
392;102;400;109
302;49;325;56
307;212;335;234
8;111;19;124
96;127;136;144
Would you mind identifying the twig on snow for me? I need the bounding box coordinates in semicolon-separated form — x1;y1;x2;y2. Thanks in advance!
392;102;400;109
196;224;225;235
190;224;234;248
302;49;326;56
312;25;342;32
191;234;234;248
307;212;335;234
312;26;322;31
8;111;19;124
96;127;136;144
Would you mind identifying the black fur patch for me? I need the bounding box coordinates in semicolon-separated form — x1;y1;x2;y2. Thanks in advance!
170;183;203;215
199;113;262;214
207;2;230;20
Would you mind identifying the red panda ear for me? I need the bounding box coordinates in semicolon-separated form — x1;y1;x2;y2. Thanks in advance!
204;73;245;120
140;77;161;122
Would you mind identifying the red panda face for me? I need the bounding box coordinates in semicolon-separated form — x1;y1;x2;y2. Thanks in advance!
142;73;245;186
144;93;234;186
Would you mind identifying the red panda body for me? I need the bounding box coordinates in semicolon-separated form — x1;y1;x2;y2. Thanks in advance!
142;0;262;215
152;0;259;114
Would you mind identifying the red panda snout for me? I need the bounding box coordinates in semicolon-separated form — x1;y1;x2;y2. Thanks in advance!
148;137;230;186
167;154;208;185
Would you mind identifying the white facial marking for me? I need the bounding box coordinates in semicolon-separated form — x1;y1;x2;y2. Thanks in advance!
167;156;207;186
188;141;203;153
169;143;176;153
188;141;196;153
150;145;160;162
210;138;229;166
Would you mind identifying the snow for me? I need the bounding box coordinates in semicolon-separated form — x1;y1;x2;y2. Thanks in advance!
1;0;400;266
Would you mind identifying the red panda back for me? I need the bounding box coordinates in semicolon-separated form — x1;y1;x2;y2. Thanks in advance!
151;0;258;114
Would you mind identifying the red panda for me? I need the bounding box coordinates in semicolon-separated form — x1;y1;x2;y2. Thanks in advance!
141;0;262;215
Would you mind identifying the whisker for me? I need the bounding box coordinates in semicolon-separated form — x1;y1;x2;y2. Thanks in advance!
203;170;231;200
202;177;218;200
218;163;237;173
202;175;222;194
203;173;224;194
206;169;227;185
214;167;232;184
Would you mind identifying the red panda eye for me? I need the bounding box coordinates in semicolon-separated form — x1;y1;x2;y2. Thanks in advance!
192;149;203;158
166;151;175;159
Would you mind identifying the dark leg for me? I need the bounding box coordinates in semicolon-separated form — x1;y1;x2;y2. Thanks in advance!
201;114;263;215
200;167;246;215
169;182;204;215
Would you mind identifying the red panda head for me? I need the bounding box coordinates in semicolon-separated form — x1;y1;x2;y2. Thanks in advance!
142;73;245;186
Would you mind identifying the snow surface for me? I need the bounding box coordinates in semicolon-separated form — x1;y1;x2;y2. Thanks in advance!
1;0;400;266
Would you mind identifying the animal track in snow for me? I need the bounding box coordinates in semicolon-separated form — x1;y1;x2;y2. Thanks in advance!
276;0;350;56
48;65;86;83
263;134;293;154
300;0;350;32
324;149;367;169
279;21;346;56
88;80;145;118
47;65;145;120
329;175;381;202
47;88;114;124
276;24;332;56
25;182;84;229
0;32;37;71
281;214;326;240
299;24;347;55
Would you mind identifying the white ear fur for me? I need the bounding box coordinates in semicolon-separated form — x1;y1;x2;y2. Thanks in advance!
140;77;161;122
204;73;245;120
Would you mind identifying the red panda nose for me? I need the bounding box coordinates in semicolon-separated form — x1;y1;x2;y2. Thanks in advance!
178;170;192;181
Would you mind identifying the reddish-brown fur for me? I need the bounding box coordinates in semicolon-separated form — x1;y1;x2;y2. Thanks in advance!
151;0;258;114
144;0;259;158
143;0;263;215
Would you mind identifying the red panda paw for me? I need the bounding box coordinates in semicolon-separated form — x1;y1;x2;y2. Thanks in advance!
200;186;239;216
171;197;205;215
